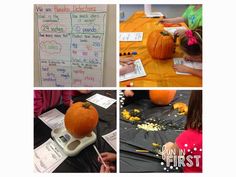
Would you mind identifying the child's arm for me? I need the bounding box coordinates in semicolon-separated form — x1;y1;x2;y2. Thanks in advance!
34;91;43;117
62;91;73;106
184;55;202;62
160;17;186;24
173;64;202;78
120;57;134;65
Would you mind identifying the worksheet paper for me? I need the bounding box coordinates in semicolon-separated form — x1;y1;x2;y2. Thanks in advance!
35;5;107;87
173;58;202;75
86;93;116;109
145;12;164;18
102;130;117;151
38;108;65;130
120;59;146;81
163;26;187;36
34;139;67;173
119;32;143;41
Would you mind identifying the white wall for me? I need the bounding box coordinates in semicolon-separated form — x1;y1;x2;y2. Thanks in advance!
120;4;188;21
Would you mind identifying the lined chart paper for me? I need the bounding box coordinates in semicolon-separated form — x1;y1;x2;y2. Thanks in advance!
35;5;107;87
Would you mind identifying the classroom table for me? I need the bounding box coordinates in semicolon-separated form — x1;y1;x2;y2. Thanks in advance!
34;90;116;172
120;90;191;172
120;11;202;87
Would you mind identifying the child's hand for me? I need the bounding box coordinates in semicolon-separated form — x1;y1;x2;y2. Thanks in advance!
120;64;135;75
100;164;110;173
79;90;92;94
173;64;191;73
174;29;186;37
174;64;202;78
162;142;179;161
98;152;116;163
100;164;115;173
124;90;134;97
69;100;73;106
163;142;177;151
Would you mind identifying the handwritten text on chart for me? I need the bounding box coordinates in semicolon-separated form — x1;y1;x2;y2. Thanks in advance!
35;5;107;13
71;13;106;33
72;66;102;87
71;34;103;62
36;5;107;86
41;60;71;87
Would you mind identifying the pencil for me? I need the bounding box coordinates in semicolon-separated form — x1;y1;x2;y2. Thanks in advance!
135;149;149;153
93;145;107;168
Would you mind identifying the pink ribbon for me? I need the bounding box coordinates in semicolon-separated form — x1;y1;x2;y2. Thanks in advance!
185;30;197;46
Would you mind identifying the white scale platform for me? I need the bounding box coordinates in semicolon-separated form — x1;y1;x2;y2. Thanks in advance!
51;127;96;156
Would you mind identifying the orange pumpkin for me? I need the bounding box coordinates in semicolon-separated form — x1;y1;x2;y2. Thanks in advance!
64;102;98;138
147;30;175;60
149;90;176;106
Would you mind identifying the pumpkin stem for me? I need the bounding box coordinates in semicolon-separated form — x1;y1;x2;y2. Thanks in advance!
160;31;169;36
82;102;91;109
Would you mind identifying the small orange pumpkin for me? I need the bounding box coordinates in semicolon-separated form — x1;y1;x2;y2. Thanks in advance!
64;102;98;138
147;30;175;60
149;90;176;106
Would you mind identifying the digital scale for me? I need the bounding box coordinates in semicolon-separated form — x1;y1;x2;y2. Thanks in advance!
51;127;97;156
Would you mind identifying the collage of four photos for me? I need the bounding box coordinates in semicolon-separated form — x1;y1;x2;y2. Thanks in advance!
34;4;202;173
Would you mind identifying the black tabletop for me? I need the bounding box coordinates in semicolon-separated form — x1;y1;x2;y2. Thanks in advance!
34;90;117;172
120;90;191;173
